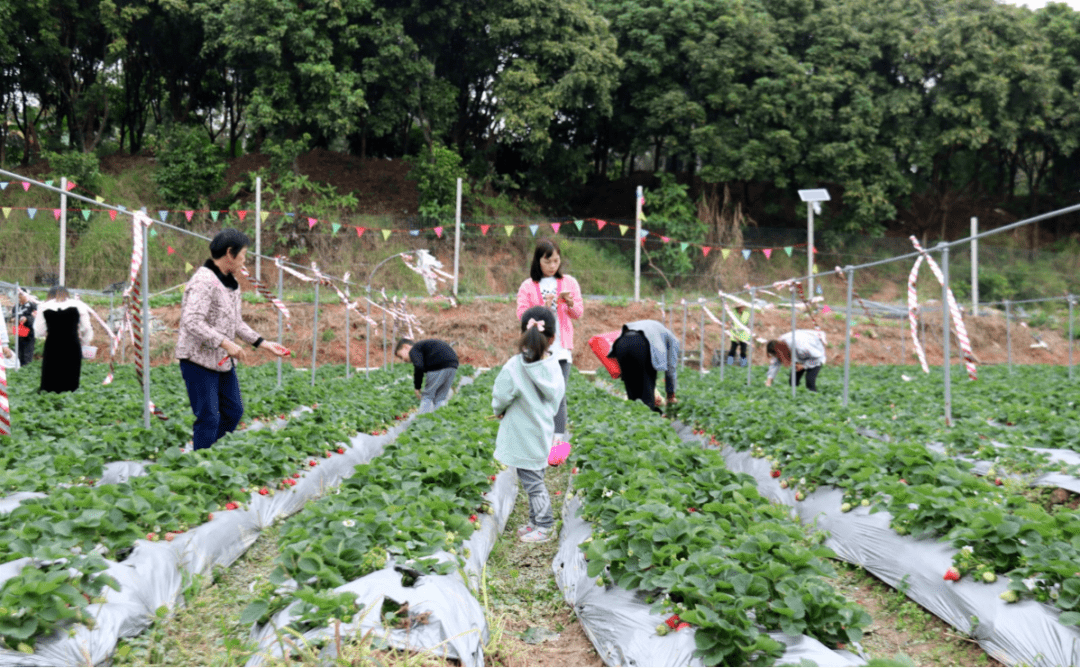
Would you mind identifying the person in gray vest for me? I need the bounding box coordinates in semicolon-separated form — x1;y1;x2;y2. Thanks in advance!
765;329;826;391
608;319;679;412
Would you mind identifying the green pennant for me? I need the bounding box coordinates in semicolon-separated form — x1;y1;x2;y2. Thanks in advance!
82;209;91;220
574;219;584;231
784;246;793;257
332;223;341;235
680;242;689;252
210;211;219;222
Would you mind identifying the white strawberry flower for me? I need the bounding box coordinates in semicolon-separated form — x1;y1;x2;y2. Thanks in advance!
342;519;356;528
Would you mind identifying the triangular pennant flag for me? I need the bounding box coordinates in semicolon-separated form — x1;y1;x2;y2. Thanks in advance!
680;242;688;252
53;209;61;220
409;229;420;236
551;223;561;234
21;182;31;191
286;212;295;217
185;262;194;272
355;226;365;238
167;246;175;255
237;210;248;221
185;210;193;222
814;246;819;254
660;236;670;243
382;229;392;241
813;264;819;274
574;219;584;231
505;225;514;237
210;211;219;222
822;304;832;315
331;223;341;235
150;228;158;238
721;248;731;260
742;249;751;260
307;217;317;229
45;180;53;187
816;282;823;295
260;211;269;223
1;208;9;219
640;212;648;223
0;182;7;190
140;206;147;213
529;224;539;236
638;228;648;239
784;246;793;257
118;205;127;211
158;210;168;222
27;208;37;219
480;224;490;236
702;246;711;257
434;226;443;238
66;181;76;191
763;248;773;259
81;209;90;220
618;225;628;236
95;196;104;203
596;219;607;231
109;210;117;221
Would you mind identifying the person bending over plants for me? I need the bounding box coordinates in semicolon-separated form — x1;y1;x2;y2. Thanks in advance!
394;337;458;414
765;330;826;392
608;319;680;413
175;229;289;450
492;306;566;544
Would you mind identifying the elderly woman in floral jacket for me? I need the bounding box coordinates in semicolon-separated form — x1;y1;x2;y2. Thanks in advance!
176;229;288;450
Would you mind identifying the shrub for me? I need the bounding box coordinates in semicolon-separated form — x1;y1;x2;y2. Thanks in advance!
153;126;226;211
44;150;101;194
406;142;468;224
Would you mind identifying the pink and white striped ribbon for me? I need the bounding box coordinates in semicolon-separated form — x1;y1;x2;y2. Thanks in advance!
239;258;292;328
0;344;9;436
909;237;977;380
121;213;167;418
907;255;930;373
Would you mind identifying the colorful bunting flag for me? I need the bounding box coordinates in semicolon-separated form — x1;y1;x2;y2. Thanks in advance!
596;219;607;231
307;217;317;229
150;228;157;238
529;224;539;236
118;205;127;211
158;210;168;222
210;211;219;222
813;264;819;274
45;180;53;187
551;223;561;234
680;242;688;252
185;262;194;272
434;226;443;238
66;181;76;191
382;229;392;241
574;219;584;231
784;246;793;257
480;224;490;236
505;225;514;237
95;196;104;203
618;225;628;236
1;208;9;219
167;246;175;255
722;248;731;260
185;210;194;222
638;229;649;239
702;246;711;257
27;208;37;219
640;212;648;222
821;304;832;315
21;182;30;192
742;249;751;260
109;210;117;221
237;210;248;221
660;236;670;243
0;182;7;190
331;223;341;235
53;209;61;220
260;211;270;223
409;230;420;236
355;226;365;238
81;210;90;220
763;248;773;259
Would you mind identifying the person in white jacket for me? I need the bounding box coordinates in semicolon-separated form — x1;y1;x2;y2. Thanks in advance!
765;329;826;392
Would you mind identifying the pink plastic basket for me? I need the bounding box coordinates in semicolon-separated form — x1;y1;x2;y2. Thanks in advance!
548;440;571;466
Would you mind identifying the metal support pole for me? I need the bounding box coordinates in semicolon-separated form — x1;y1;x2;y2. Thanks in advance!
1070;296;1075;381
1005;299;1012;374
746;289;756;387
383;310;388;370
59;177;67;286
661;294;667;330
311;282;320;386
699;305;705;372
940;244;952;427
681;301;688;368
790;286;798;398
634;186;642;302
970;217;978;316
454;178;462;297
843;267;854;407
345;284;351;379
141;225;151;429
365;292;371;377
276;266;283;389
807;206;814;299
12;282;19;370
719;295;727;382
255;177;262;283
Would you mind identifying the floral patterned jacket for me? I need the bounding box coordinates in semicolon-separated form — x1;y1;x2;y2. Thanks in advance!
175;260;261;371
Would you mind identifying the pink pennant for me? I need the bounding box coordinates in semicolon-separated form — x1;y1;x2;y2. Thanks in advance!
185;210;194;222
596;219;607;231
66;181;77;191
480;224;490;236
821;304;832;315
167;246;175;255
355;226;365;238
702;246;712;257
763;248;773;259
53;209;61;220
308;217;317;229
237;210;248;221
434;226;444;238
21;182;29;192
109;210;117;221
551;223;561;234
660;236;670;243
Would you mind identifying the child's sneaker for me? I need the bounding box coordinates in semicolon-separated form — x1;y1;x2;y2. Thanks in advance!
520;527;552;543
516;524;534;537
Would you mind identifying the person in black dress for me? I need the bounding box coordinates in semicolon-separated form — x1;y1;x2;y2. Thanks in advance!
34;286;94;393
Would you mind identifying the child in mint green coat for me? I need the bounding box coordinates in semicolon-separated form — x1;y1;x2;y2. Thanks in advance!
492;306;566;543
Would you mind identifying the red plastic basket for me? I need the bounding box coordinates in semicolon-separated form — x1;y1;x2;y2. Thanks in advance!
588;330;623;380
13;324;29;338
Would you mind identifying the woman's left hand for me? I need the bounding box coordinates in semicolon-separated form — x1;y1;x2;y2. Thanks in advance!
260;341;290;357
558;290;574;307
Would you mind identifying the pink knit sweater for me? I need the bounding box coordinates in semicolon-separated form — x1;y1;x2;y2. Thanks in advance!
515;275;584;350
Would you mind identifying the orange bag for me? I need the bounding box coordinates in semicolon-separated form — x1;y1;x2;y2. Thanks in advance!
588;330;623;379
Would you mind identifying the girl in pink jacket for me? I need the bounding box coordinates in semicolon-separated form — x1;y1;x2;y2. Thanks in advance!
515;239;584;446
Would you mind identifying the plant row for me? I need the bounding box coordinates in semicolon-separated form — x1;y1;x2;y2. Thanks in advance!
673;368;1080;626
243;369;502;637
566;373;870;666
0;365;422;652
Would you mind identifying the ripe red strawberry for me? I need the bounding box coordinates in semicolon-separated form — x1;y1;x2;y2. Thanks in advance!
225;502;239;510
490;475;497;481
770;470;781;478
207;513;214;521
259;488;269;496
688;507;697;513
995;478;1003;486
337;447;346;454
164;532;175;542
943;567;961;581
664;614;680;629
899;479;907;485
572;467;579;474
326;451;333;458
309;460;317;466
292;472;301;479
555;490;562;496
675;622;690;631
469;514;478;522
146;532;157;541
